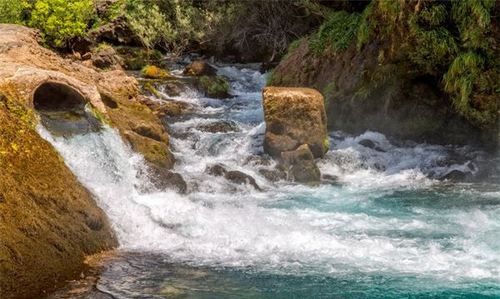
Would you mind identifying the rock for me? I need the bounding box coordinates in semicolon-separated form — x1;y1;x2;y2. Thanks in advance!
441;169;468;181
321;174;339;184
205;164;261;190
263;87;328;159
138;96;193;118
280;144;321;184
197;120;239;133
91;44;123;70
358;139;386;152
0;25;174;170
132;122;164;142
259;168;287;182
183;60;217;76
144;165;187;194
198;75;230;99
359;139;376;149
205;164;227;177
141;65;170;79
87;16;137;46
225;171;262;191
0;92;117;299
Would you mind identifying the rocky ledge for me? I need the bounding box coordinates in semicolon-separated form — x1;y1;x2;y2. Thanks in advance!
0;24;175;299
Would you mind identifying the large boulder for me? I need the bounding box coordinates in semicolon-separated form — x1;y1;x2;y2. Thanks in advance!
280;144;321;185
263;87;328;158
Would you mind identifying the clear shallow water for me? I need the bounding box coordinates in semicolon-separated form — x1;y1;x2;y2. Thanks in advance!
40;66;500;298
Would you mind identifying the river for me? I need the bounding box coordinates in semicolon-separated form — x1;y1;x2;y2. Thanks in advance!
39;65;500;298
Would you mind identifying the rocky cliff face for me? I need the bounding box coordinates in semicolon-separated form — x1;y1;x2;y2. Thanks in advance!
0;24;174;299
270;38;497;149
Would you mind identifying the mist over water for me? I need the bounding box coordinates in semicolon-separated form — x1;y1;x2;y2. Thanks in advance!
40;65;500;298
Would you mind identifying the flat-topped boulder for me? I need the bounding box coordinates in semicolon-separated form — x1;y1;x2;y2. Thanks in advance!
263;87;328;159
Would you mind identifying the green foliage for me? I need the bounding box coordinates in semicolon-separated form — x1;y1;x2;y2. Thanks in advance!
124;0;174;52
310;11;361;54
443;52;496;126
0;0;30;24
29;0;94;48
356;1;374;50
406;4;457;75
452;0;495;50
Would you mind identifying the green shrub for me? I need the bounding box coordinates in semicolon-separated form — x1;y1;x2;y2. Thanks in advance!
0;0;30;24
310;11;361;55
124;0;175;53
29;0;94;48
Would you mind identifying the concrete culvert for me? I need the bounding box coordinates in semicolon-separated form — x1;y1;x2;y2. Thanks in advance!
33;82;86;112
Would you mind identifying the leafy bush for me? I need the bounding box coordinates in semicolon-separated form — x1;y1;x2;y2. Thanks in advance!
29;0;94;48
124;0;175;53
0;0;30;24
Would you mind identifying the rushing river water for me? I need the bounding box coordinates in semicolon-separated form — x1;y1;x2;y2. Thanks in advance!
40;65;500;298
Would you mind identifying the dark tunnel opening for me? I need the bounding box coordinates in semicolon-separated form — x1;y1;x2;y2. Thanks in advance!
33;82;86;112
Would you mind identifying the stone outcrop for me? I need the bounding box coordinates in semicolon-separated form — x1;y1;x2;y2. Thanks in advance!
0;94;117;299
0;24;174;169
262;87;328;158
0;24;175;298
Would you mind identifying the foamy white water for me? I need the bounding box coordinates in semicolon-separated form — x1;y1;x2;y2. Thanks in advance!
39;65;500;296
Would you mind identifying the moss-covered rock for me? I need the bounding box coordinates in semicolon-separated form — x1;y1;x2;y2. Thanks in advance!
262;87;328;158
0;95;117;299
198;75;230;99
141;65;170;79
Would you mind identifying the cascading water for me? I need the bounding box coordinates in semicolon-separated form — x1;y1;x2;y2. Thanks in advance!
40;65;500;298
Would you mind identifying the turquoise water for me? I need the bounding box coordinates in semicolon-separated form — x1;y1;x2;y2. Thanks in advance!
40;65;500;298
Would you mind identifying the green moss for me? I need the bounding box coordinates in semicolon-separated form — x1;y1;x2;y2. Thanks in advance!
141;65;170;79
323;136;330;153
143;82;161;98
199;76;230;99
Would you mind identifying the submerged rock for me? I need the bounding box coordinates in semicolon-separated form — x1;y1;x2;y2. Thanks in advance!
197;120;239;133
183;60;217;77
198;75;231;99
144;165;188;194
263;87;328;159
205;164;261;191
259;168;287;182
280;144;321;185
440;169;469;181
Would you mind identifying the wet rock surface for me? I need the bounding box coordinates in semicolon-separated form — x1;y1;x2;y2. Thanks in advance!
263;87;328;159
206;164;261;191
280;144;321;184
